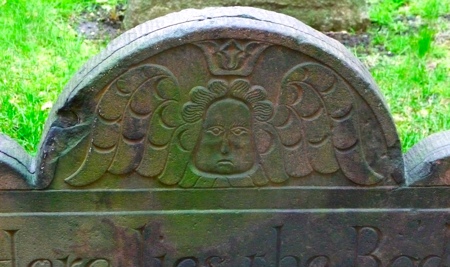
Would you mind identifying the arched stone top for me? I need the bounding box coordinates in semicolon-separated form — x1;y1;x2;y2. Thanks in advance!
0;7;404;189
405;130;450;186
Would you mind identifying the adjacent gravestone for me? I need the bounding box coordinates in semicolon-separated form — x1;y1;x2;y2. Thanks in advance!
123;0;370;32
405;130;450;185
0;7;449;266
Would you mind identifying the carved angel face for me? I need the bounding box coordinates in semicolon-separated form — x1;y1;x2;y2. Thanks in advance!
194;98;256;174
182;79;273;179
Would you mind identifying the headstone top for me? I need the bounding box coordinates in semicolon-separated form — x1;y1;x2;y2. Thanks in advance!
1;7;403;189
1;7;450;267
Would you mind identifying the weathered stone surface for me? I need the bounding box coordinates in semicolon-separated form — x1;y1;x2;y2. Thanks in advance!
1;197;450;266
0;135;34;189
123;0;370;32
405;130;450;185
0;7;448;266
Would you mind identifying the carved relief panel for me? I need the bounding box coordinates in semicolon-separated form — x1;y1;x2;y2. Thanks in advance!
49;38;402;188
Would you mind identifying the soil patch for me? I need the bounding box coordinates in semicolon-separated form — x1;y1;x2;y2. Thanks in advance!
75;4;125;40
325;31;371;47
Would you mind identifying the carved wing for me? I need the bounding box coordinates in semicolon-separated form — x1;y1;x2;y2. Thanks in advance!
268;63;387;185
64;64;183;186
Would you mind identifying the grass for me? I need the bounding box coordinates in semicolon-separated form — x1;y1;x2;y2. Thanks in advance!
0;0;110;153
0;0;449;154
360;0;450;150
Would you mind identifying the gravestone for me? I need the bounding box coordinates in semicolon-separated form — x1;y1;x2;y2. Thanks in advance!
1;7;450;266
123;0;370;32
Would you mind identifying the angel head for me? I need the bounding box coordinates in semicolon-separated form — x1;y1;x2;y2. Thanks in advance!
182;79;273;176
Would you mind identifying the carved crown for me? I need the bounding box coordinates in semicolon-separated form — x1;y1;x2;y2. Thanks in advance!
195;39;270;76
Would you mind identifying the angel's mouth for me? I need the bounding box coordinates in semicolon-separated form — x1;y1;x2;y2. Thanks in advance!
217;159;234;166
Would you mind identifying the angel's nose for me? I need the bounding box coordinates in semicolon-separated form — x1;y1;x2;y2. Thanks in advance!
220;134;230;155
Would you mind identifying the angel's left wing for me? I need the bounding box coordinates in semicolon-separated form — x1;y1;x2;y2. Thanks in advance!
268;63;394;185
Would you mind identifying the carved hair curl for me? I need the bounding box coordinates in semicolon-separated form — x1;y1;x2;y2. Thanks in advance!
182;79;273;123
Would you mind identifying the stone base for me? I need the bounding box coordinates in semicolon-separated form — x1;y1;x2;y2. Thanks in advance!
1;188;450;266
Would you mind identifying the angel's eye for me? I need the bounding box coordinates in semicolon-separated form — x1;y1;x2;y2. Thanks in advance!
231;126;249;136
207;126;224;136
